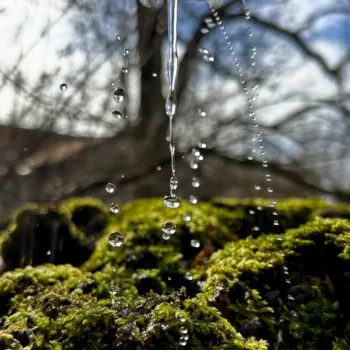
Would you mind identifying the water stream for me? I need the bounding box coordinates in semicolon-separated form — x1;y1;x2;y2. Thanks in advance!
164;0;181;208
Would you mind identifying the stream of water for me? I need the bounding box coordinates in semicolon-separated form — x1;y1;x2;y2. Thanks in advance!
164;0;181;209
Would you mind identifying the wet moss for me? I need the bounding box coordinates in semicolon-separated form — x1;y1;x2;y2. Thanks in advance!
0;197;349;349
0;198;112;270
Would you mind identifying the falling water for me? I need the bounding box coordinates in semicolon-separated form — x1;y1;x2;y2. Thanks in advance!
165;0;179;199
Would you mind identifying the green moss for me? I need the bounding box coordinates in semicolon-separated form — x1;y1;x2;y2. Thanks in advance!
196;217;350;349
0;198;112;270
1;197;350;349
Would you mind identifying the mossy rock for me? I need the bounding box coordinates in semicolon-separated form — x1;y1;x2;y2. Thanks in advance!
0;197;350;349
0;198;111;271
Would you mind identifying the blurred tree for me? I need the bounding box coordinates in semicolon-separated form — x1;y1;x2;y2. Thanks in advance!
0;0;349;220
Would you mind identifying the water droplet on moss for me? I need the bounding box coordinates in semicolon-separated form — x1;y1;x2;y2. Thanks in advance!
162;233;171;240
183;213;191;222
162;221;176;235
60;83;67;91
110;203;120;214
112;110;123;119
190;239;200;248
108;232;125;247
164;196;181;208
189;195;197;204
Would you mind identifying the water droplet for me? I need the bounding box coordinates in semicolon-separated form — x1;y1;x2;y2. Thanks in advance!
116;34;121;41
164;196;181;208
287;294;294;301
157;166;162;171
189;161;198;169
249;209;255;215
273;220;280;226
257;206;263;211
183;213;191;222
189;195;198;204
170;176;179;191
190;239;200;248
162;221;176;235
252;226;260;231
108;232;125;247
112;110;123;119
247;155;254;161
191;177;200;188
198;141;207;148
255;185;261;191
121;67;129;74
179;338;187;346
273;211;278;216
192;148;201;157
162;233;171;240
60;83;67;91
110;203;120;214
197;108;207;117
180;326;188;334
152;72;158;77
123;48;130;56
114;88;125;103
184;272;193;281
267;188;273;193
105;183;116;193
109;283;119;295
46;250;51;256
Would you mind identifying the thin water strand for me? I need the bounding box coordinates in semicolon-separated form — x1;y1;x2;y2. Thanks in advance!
165;0;179;199
207;0;279;224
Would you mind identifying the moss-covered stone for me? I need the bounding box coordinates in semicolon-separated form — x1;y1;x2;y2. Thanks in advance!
0;198;112;270
0;197;350;349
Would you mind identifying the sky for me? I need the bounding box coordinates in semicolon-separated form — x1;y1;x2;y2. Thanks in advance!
0;0;348;138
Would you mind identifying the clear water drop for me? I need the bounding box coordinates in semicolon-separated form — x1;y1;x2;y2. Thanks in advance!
190;239;200;248
184;272;193;281
109;283;119;295
198;141;207;148
162;221;176;235
112;110;123;119
189;195;198;205
170;176;179;191
267;188;273;193
287;294;295;301
247;155;254;161
189;161;198;169
110;203;120;214
197;108;207;117
108;232;125;247
60;83;67;91
192;148;201;157
179;326;188;335
255;185;261;191
162;233;171;240
116;34;121;41
121;67;129;74
252;226;260;231
249;210;255;215
191;177;200;188
105;183;116;193
157;166;162;171
179;337;187;346
46;250;51;255
123;48;130;56
152;72;158;77
164;196;181;208
273;220;280;226
273;211;278;216
183;213;191;222
113;88;125;103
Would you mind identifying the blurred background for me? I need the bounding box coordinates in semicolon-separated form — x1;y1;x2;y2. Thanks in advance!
0;0;349;224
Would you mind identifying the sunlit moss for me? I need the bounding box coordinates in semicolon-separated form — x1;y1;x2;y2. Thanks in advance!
1;197;350;349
